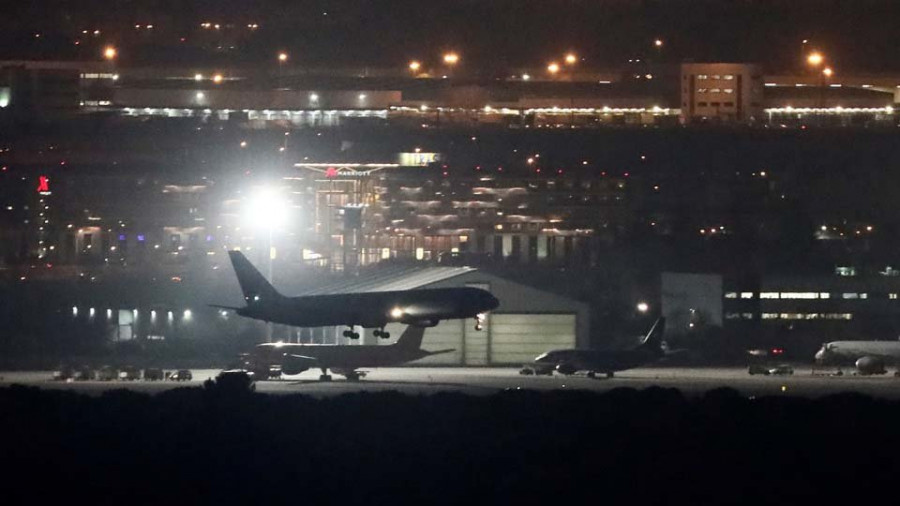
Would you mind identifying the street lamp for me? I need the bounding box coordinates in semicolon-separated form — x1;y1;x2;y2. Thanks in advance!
564;53;577;65
547;62;560;75
443;52;459;65
822;67;834;78
409;60;421;73
654;39;663;48
636;302;649;313
103;45;117;60
278;52;289;63
807;52;824;67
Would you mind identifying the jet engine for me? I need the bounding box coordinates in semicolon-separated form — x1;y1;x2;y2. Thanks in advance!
281;355;317;376
855;356;887;375
555;363;577;375
408;319;439;328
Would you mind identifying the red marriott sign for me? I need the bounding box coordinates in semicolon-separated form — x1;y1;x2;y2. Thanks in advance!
36;175;51;194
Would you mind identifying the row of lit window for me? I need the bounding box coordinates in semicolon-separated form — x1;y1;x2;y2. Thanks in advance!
697;88;735;94
696;74;735;80
727;292;900;300
696;102;735;108
72;307;193;321
726;313;853;320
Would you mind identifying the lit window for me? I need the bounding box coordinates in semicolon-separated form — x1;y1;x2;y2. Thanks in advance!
860;293;868;299
761;313;779;319
697;75;708;80
723;75;735;80
697;88;708;93
780;292;818;299
725;312;741;319
742;313;754;319
890;293;898;300
820;292;830;299
740;292;754;299
711;75;721;80
842;293;858;299
760;292;780;299
724;292;738;299
710;89;721;93
723;88;734;94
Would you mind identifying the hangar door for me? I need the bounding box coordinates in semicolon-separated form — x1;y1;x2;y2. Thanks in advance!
490;314;576;365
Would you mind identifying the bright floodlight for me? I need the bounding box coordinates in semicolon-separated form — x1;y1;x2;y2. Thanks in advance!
278;52;289;62
822;67;833;77
103;46;117;60
807;52;824;66
409;60;421;72
243;187;290;230
443;52;459;65
564;53;577;65
636;302;649;313
547;62;560;74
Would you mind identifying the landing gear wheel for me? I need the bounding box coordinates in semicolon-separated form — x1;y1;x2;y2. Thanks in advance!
375;329;390;339
342;330;354;338
319;374;332;382
351;332;360;339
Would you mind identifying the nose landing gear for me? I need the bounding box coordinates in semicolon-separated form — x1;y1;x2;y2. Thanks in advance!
474;313;485;331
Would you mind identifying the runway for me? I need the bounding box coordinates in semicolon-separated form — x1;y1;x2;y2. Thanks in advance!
3;366;900;398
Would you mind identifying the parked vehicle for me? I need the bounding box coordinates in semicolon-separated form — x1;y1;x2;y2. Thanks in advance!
74;367;95;381
119;366;141;381
769;364;794;375
748;364;770;375
169;369;192;381
52;365;75;381
96;366;118;381
143;368;164;381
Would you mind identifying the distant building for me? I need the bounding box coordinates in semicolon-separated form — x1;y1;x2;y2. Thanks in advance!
680;63;763;124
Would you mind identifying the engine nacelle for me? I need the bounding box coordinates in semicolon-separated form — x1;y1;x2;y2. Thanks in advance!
855;356;887;375
555;363;577;375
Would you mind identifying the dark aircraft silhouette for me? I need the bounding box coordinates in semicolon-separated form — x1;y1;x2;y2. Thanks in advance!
532;318;666;378
238;325;451;381
215;251;499;339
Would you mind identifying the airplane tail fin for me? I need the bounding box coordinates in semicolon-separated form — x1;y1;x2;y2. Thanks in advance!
638;317;666;354
228;250;282;304
394;325;427;350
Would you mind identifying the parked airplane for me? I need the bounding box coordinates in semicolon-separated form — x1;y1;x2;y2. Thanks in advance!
531;318;666;378
214;251;499;339
815;340;900;375
236;325;452;381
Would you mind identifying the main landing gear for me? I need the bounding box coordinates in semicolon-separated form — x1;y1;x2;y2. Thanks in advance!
373;328;391;339
342;327;360;340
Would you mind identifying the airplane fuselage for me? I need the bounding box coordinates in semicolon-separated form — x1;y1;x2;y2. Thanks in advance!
237;287;497;329
815;340;900;364
254;342;430;370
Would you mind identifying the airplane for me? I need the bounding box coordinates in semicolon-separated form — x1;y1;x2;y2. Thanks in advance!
214;250;499;339
235;324;453;381
530;318;666;378
814;340;900;375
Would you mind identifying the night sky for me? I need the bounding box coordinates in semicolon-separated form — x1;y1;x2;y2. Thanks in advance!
0;0;897;71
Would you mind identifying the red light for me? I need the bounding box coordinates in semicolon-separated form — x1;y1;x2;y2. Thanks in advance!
601;171;606;176
36;176;49;193
557;169;563;174
624;172;630;177
325;167;338;178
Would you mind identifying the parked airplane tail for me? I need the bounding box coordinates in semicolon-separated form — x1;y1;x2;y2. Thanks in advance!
228;250;283;304
394;325;427;350
638;317;666;353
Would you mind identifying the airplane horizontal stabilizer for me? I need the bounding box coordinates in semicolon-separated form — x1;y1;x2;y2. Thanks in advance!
425;348;455;356
209;304;243;311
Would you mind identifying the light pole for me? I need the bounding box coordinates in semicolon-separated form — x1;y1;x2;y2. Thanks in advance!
243;186;290;342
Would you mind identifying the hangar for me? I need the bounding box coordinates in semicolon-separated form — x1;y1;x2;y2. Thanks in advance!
290;266;590;366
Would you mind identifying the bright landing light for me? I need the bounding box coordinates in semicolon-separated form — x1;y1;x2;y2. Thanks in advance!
243;187;290;230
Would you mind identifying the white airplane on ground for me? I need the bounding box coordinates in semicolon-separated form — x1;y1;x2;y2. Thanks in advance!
815;340;900;375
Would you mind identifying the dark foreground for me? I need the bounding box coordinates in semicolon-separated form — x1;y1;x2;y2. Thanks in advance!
3;382;895;504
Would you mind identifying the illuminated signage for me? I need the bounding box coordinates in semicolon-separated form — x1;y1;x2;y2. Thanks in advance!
36;176;51;195
397;152;441;167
